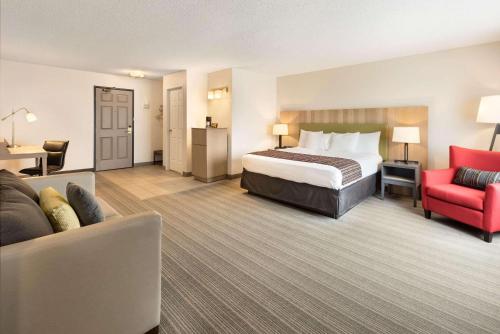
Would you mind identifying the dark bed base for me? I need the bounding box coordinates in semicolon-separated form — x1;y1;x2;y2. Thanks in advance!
145;325;159;334
240;169;378;218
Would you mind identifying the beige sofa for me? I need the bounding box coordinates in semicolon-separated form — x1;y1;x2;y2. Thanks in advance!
0;172;162;334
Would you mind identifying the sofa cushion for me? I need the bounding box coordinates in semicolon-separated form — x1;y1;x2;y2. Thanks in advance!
66;182;104;226
0;169;39;203
97;197;122;220
427;183;485;211
40;187;81;232
0;185;53;246
453;166;500;190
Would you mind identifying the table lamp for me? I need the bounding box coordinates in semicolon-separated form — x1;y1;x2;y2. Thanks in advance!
392;126;420;164
0;107;37;147
477;95;500;151
273;123;288;149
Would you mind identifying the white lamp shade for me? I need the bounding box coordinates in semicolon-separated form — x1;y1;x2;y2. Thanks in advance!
273;123;288;136
392;127;420;144
207;91;214;100
477;95;500;123
25;111;37;123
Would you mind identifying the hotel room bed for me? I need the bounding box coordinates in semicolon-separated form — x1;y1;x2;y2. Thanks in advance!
240;123;387;218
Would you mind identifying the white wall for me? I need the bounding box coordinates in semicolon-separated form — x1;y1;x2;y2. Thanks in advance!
231;69;277;175
207;69;232;129
185;70;208;172
0;59;163;172
208;69;232;171
208;68;277;175
277;42;500;168
162;70;207;173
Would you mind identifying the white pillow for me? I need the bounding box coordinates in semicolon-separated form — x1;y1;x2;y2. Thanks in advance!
356;131;381;154
322;133;333;150
328;132;360;152
298;130;323;148
304;131;324;150
298;129;309;147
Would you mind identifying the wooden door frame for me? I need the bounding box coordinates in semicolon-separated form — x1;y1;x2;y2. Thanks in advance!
93;86;135;171
165;86;186;173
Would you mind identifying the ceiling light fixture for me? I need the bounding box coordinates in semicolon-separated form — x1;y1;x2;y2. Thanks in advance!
129;70;145;78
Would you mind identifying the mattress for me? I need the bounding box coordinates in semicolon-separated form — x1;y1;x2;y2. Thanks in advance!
241;147;382;190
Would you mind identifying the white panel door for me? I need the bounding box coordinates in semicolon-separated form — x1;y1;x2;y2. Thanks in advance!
95;87;133;171
168;88;184;173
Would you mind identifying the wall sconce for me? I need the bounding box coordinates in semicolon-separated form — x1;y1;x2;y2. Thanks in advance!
207;87;228;100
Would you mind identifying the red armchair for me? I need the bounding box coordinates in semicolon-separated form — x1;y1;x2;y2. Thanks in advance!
422;146;500;242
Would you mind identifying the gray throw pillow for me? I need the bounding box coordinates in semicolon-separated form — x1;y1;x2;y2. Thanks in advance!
0;169;39;203
66;182;104;226
0;185;54;246
453;166;500;190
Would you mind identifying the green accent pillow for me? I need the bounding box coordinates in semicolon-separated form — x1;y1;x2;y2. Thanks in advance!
39;187;80;232
66;182;104;226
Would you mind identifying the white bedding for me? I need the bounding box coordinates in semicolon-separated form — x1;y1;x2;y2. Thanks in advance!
242;147;382;190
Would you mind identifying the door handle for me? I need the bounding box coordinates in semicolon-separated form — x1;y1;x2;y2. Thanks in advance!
127;125;132;134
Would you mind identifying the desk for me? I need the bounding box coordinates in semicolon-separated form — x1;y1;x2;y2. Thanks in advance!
0;142;48;175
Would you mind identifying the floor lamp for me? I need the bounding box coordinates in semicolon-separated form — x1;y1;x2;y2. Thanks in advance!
0;107;37;147
477;95;500;151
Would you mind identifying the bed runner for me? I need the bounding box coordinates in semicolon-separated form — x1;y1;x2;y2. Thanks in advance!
249;150;362;185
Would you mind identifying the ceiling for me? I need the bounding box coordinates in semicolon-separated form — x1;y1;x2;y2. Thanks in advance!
1;0;500;78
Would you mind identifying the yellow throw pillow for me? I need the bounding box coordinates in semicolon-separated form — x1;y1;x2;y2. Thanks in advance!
40;187;80;232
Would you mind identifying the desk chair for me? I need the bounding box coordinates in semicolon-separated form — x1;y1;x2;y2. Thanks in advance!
19;140;69;176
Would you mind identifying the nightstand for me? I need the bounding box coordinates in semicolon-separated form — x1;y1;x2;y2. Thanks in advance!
381;160;421;207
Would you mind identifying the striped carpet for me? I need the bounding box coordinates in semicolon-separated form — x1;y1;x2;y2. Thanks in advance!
95;168;500;334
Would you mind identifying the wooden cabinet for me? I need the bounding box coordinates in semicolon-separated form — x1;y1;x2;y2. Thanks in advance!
192;128;228;182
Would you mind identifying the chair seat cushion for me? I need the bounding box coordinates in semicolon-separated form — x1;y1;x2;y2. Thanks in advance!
97;198;122;220
19;165;61;175
427;184;485;211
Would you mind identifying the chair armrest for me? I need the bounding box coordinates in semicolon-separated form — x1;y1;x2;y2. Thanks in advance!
484;183;500;233
421;168;456;209
0;212;162;334
23;172;95;197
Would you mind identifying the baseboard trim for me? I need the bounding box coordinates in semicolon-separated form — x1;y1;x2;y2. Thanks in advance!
52;168;95;175
182;171;192;177
194;175;226;183
226;173;242;179
134;161;155;167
